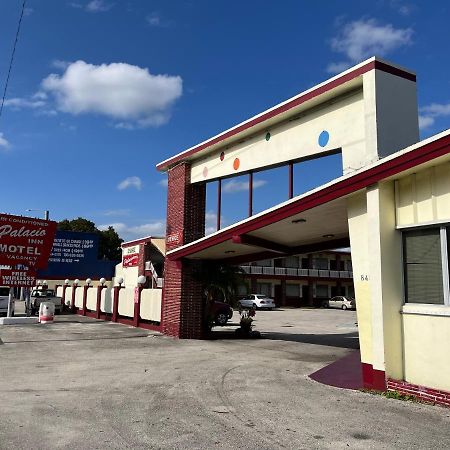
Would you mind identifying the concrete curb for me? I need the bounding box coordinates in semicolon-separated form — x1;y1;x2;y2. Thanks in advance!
0;317;39;325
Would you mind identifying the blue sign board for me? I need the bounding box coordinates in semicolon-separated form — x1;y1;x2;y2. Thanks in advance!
37;230;116;279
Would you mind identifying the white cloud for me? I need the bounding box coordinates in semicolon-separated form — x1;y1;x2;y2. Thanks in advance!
326;61;351;74
146;12;161;27
51;59;70;70
327;18;413;74
102;209;130;217
41;60;182;127
98;221;165;240
159;178;168;187
117;176;142;191
419;102;450;130
0;133;10;151
86;1;113;12
222;178;267;194
4;97;46;109
24;7;33;16
418;115;434;130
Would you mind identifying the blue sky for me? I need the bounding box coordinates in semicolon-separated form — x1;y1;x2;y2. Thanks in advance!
0;0;449;240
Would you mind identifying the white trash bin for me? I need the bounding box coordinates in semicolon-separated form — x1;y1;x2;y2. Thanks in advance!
39;302;55;323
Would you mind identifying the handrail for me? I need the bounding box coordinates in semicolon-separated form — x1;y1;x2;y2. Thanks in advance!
239;265;353;279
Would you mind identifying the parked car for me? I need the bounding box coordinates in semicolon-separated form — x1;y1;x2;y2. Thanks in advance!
211;301;233;326
239;294;276;310
30;289;63;315
323;296;355;310
0;286;14;316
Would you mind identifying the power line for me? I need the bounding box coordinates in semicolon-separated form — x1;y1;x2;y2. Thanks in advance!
0;0;26;121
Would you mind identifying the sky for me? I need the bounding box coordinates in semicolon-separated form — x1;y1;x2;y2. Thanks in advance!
1;0;450;241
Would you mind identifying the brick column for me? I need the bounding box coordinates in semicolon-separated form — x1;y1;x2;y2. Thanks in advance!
162;162;206;339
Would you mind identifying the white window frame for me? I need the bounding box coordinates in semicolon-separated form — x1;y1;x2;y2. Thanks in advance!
402;224;450;307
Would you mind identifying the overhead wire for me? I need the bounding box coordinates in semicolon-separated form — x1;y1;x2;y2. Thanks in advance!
0;0;27;122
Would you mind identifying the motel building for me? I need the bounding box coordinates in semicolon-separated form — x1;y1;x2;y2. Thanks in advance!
155;57;450;404
239;250;354;307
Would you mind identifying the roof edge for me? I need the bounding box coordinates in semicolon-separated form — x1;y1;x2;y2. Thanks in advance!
156;57;416;172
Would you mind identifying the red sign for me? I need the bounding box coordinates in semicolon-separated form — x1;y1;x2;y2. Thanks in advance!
0;269;36;287
123;253;139;267
0;214;57;269
166;231;183;246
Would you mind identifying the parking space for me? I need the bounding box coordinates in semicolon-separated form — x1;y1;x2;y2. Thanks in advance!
0;311;449;449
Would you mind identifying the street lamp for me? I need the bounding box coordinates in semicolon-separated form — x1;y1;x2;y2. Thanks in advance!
26;209;49;220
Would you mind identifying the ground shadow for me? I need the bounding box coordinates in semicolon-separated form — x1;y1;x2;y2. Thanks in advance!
210;329;359;349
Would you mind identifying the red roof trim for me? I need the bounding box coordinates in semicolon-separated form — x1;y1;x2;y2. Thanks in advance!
168;134;450;260
157;60;415;171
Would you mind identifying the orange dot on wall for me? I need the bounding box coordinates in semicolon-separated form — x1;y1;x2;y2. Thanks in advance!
233;158;240;170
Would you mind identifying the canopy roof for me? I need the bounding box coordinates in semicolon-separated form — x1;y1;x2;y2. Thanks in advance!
167;130;450;264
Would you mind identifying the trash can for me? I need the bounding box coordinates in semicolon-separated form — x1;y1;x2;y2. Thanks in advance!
39;302;55;323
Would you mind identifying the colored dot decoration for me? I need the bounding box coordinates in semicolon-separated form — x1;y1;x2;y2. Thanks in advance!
233;158;240;170
203;166;208;178
318;130;330;147
265;132;271;141
220;151;225;161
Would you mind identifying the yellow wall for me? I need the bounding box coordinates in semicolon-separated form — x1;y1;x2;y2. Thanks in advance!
403;311;450;391
396;162;450;226
394;163;450;391
347;192;373;365
191;90;365;183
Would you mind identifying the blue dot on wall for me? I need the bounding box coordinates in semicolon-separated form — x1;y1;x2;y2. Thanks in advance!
318;130;330;147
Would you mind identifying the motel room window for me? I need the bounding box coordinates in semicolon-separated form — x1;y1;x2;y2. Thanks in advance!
316;284;329;298
257;283;271;297
403;227;449;305
286;284;301;297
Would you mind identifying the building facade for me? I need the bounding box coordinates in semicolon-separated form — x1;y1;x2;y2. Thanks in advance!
239;251;354;306
156;57;450;404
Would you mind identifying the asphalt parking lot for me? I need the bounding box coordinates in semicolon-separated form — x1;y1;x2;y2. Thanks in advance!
1;307;449;449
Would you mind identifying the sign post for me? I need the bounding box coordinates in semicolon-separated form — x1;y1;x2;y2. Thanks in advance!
7;287;13;318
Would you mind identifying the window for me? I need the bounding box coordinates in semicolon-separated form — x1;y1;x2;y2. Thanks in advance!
316;284;329;298
286;284;301;297
257;283;271;297
313;258;329;270
281;256;300;268
403;226;449;305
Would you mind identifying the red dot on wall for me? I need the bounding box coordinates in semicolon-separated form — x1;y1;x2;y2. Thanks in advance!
203;167;208;177
233;158;240;170
220;152;225;161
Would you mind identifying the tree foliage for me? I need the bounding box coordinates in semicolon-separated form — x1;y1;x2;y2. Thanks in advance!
193;261;246;306
58;217;123;261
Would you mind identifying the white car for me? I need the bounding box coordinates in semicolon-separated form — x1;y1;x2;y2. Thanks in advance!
239;294;276;310
324;296;356;310
0;286;14;316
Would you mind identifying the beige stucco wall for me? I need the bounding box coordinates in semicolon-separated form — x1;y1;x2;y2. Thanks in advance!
348;183;404;378
402;310;450;391
191;89;365;183
347;192;373;366
396;162;450;226
394;163;450;391
140;289;162;322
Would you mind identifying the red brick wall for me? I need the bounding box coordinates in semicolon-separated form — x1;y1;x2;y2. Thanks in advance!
162;162;206;338
387;379;450;407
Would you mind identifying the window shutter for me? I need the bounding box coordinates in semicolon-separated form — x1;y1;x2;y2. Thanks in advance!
404;229;443;305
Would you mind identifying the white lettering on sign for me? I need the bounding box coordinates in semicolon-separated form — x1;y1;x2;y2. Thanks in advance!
167;232;182;244
0;244;41;255
0;225;47;239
